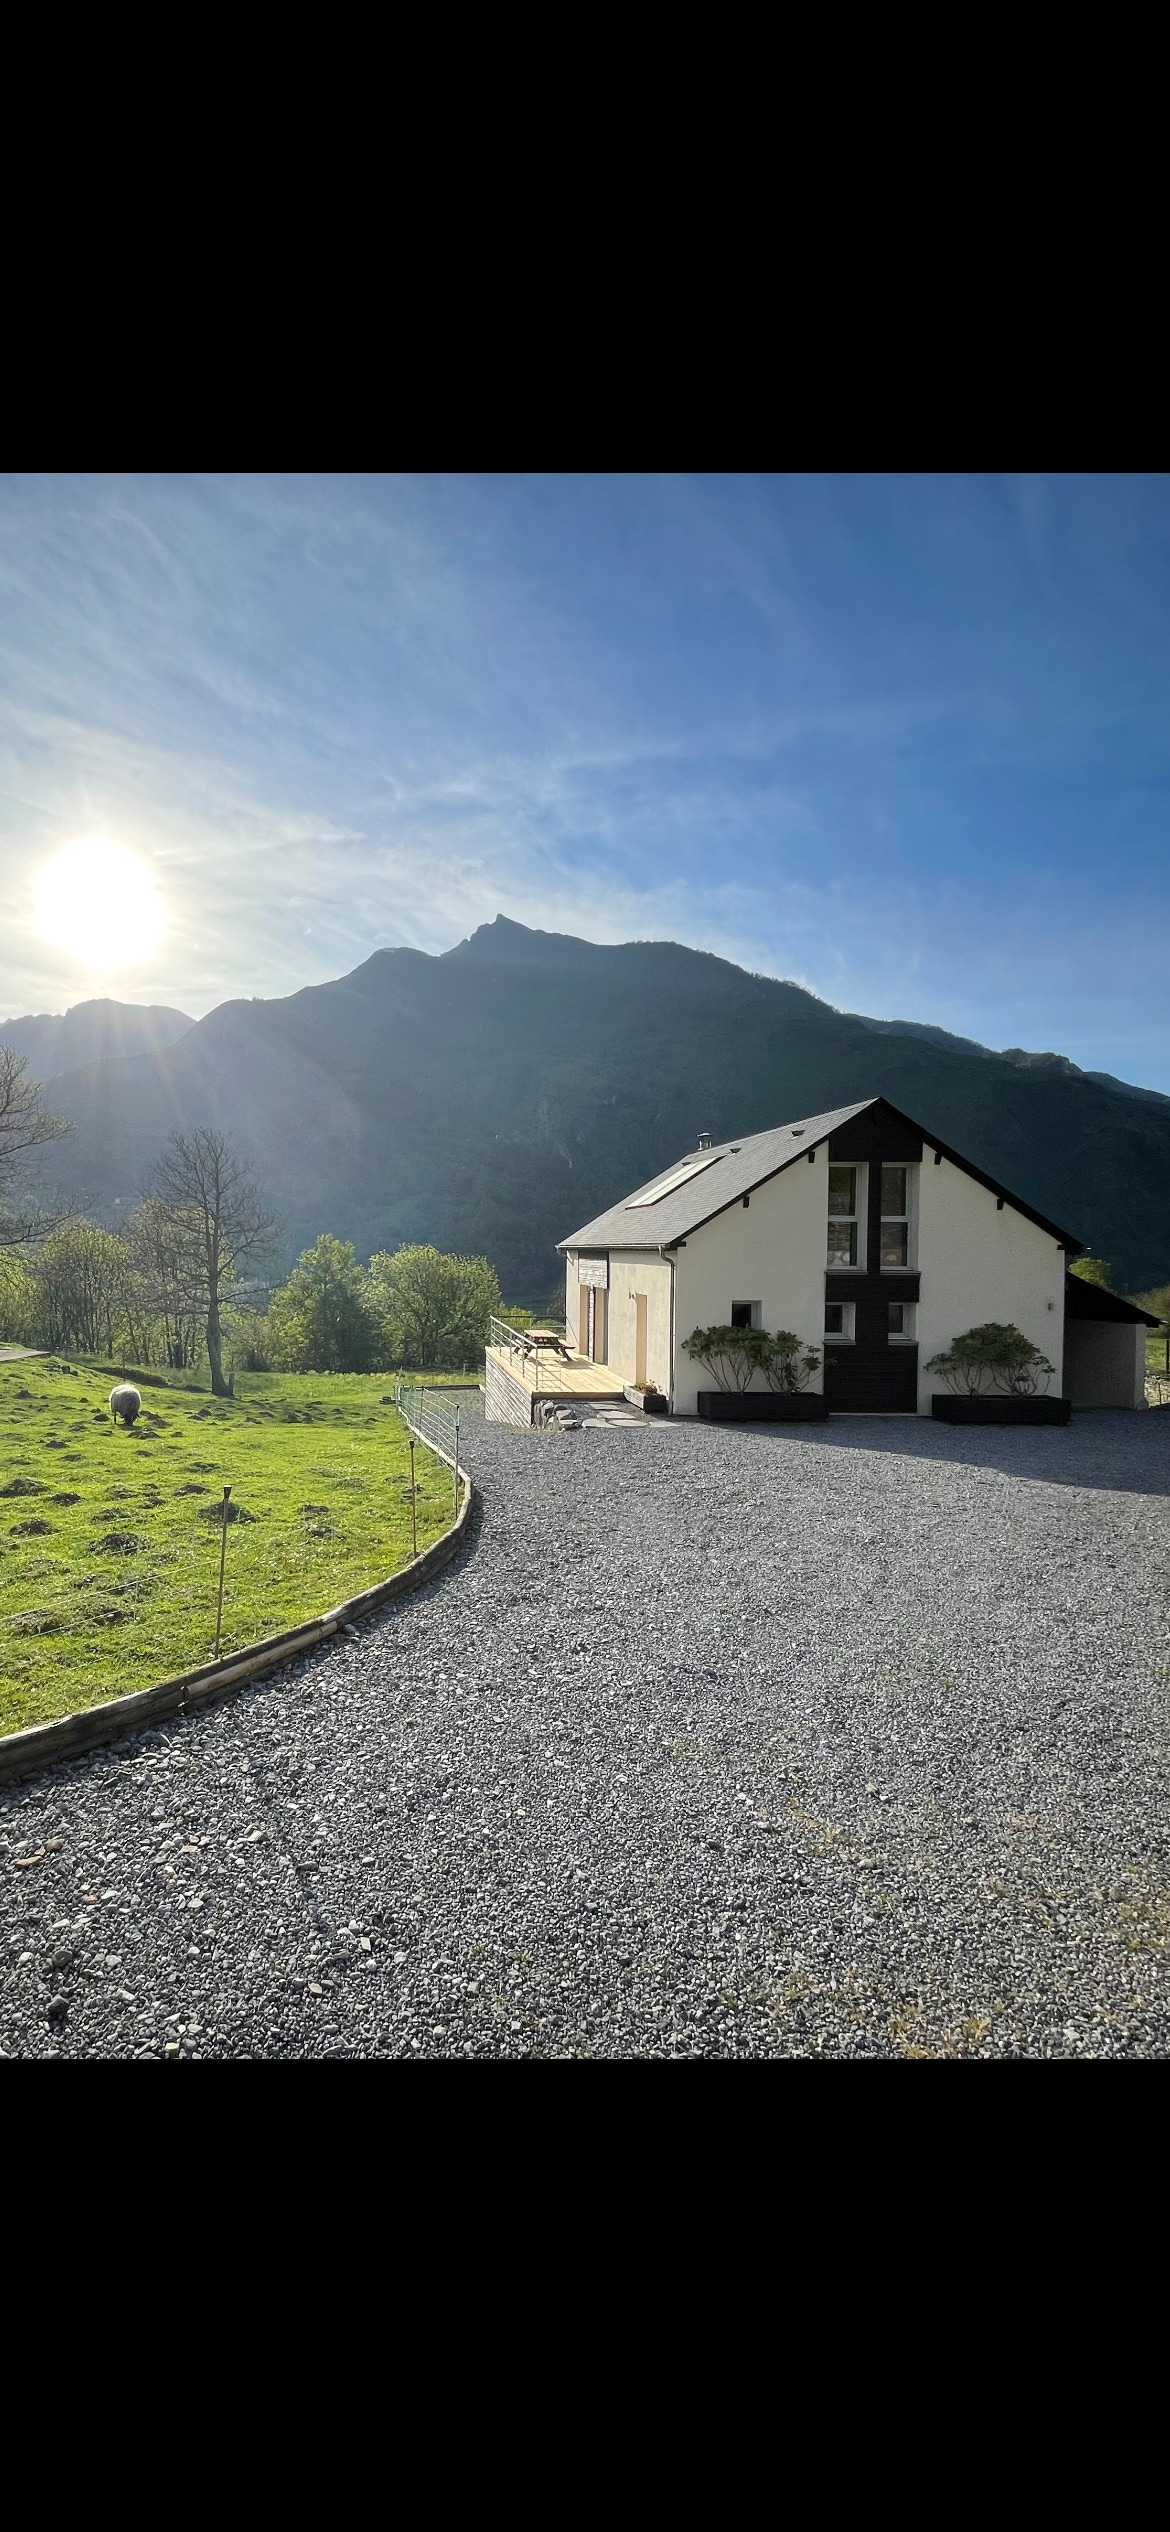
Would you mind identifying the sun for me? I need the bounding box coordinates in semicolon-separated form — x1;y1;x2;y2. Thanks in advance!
35;836;166;971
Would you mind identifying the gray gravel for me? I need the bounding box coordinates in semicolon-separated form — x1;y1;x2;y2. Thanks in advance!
4;1403;1170;2060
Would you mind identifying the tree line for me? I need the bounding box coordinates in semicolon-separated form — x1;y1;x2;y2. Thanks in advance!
1;1052;517;1379
0;1217;510;1378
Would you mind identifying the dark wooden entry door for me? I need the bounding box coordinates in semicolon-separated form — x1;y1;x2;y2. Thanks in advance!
823;1345;919;1411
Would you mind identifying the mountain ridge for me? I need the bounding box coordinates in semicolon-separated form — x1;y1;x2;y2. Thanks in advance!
12;926;1170;1296
0;997;194;1079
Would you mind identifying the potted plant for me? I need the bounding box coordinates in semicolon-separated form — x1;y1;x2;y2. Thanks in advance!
684;1326;829;1421
623;1378;668;1416
927;1323;1070;1424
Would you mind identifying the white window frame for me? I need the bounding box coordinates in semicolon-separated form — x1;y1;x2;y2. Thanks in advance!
827;1162;867;1271
731;1300;762;1329
824;1300;856;1342
886;1299;917;1343
879;1165;916;1272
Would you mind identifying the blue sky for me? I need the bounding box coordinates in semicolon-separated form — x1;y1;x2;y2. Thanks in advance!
2;471;1169;1085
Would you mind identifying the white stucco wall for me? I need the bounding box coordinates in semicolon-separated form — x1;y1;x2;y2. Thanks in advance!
915;1149;1065;1414
1064;1320;1147;1408
564;1250;672;1391
604;1252;673;1391
671;1153;828;1415
564;1140;1077;1419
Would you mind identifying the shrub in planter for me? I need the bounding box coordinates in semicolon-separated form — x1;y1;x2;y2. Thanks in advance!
932;1394;1071;1425
762;1331;821;1393
697;1390;828;1422
925;1323;1055;1397
682;1325;772;1392
683;1325;822;1394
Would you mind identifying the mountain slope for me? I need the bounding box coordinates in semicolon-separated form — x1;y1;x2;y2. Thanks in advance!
0;998;194;1077
31;918;1170;1296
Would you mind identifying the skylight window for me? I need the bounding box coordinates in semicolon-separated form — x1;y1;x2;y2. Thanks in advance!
628;1152;724;1207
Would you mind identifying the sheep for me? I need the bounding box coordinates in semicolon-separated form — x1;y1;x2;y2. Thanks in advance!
109;1382;143;1427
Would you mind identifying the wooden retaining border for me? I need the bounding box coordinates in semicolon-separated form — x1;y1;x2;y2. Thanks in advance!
0;1425;472;1789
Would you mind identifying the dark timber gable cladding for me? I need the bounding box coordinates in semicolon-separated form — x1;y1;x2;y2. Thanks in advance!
823;1100;925;1410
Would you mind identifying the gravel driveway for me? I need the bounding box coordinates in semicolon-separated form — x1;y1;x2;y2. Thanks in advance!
4;1406;1170;2060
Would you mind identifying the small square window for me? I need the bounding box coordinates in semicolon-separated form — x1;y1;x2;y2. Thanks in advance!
825;1301;855;1341
731;1301;759;1329
887;1302;915;1340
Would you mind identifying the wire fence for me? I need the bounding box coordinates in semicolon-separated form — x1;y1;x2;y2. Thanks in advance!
394;1378;464;1488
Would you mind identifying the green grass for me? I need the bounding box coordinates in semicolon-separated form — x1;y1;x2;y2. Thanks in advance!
73;1356;484;1394
0;1362;456;1736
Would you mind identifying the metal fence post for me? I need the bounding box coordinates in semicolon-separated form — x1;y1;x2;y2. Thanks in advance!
214;1484;232;1657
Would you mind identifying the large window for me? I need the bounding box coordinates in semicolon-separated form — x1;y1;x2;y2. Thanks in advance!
880;1165;909;1268
827;1165;859;1266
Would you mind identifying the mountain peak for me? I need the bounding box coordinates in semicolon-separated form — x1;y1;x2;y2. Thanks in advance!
446;915;609;968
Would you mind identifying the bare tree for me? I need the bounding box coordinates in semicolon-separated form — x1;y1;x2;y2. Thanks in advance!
0;1048;71;1248
124;1196;205;1367
150;1129;275;1395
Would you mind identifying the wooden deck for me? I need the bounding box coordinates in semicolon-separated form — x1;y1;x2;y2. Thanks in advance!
485;1342;628;1400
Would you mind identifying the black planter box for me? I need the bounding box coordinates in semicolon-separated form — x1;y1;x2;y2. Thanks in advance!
932;1394;1072;1426
697;1390;829;1423
624;1386;668;1416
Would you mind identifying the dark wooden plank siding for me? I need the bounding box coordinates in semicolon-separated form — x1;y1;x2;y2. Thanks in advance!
826;1103;924;1164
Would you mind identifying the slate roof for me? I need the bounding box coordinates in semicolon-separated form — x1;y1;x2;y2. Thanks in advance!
1064;1274;1161;1327
558;1098;1084;1254
560;1102;871;1250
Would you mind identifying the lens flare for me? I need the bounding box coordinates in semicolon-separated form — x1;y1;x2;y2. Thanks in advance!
35;837;166;969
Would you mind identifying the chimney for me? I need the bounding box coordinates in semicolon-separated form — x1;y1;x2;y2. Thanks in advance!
697;1132;712;1149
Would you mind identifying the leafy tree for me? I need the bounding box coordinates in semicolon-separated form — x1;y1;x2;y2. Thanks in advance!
0;1251;37;1343
1129;1281;1170;1326
0;1049;70;1249
266;1236;380;1371
31;1220;140;1355
149;1129;275;1396
221;1299;275;1373
926;1323;1055;1396
1069;1256;1112;1287
367;1245;502;1370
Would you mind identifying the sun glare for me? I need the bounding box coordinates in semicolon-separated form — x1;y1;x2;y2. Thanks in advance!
35;836;166;970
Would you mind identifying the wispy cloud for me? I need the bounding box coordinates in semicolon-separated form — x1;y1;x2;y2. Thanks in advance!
2;472;1170;1086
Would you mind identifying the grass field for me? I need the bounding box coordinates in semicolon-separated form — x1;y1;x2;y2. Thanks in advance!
0;1361;455;1735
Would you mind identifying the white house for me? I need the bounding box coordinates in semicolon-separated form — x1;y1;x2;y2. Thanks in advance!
551;1097;1153;1417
